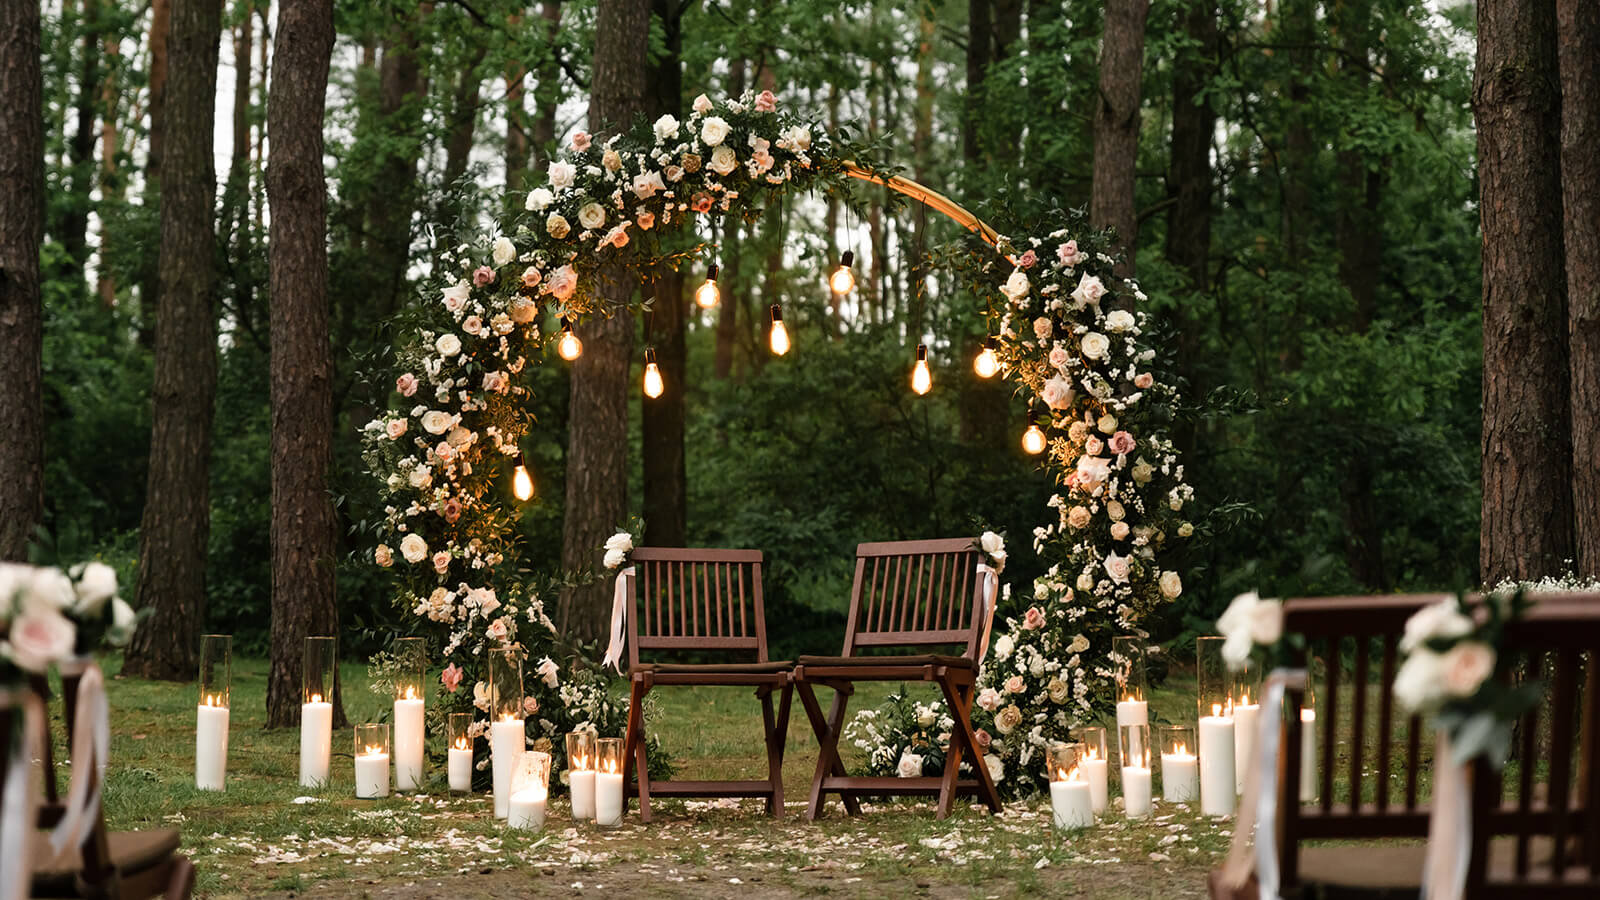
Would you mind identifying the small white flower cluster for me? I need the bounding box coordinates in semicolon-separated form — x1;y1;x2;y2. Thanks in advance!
0;561;135;675
1394;596;1494;714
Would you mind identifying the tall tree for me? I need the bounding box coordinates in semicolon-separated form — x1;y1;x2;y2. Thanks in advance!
138;0;172;345
1476;0;1573;583
558;0;649;641
124;0;223;680
59;0;103;271
528;0;562;172
368;4;429;318
1090;0;1150;272
265;0;342;728
0;0;45;562
1560;0;1600;576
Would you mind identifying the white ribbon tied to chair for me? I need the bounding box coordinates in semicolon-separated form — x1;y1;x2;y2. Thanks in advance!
600;566;636;674
49;659;110;860
1220;667;1307;900
975;563;999;664
1421;731;1470;900
1;687;46;900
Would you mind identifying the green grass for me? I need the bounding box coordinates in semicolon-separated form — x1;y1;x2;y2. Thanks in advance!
81;654;1240;898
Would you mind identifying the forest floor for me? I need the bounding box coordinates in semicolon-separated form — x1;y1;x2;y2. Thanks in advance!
90;655;1240;899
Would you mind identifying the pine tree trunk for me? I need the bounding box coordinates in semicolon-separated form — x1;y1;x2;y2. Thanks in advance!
137;0;171;348
1090;0;1149;272
908;9;934;338
222;5;253;336
529;0;561;172
124;0;222;681
60;0;101;270
0;0;45;563
265;0;342;728
558;0;649;642
368;4;428;318
963;0;992;167
95;27;119;306
1476;0;1574;584
1560;0;1600;577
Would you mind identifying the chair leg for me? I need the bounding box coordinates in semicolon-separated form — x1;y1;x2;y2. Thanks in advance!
939;676;1002;813
798;680;859;821
165;856;196;900
623;678;652;823
774;680;793;816
758;685;782;818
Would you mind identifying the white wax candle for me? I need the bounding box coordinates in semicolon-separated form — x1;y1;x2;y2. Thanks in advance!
299;700;333;787
1049;778;1094;829
1198;714;1236;816
448;745;473;793
489;718;524;819
355;752;390;798
393;696;425;791
1116;700;1148;764
195;703;229;791
1161;750;1199;803
1233;703;1260;793
595;770;624;826
569;769;596;821
508;789;547;830
1084;757;1109;814
1121;765;1153;819
1300;708;1317;802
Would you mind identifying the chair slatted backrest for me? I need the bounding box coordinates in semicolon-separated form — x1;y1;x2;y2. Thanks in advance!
1277;592;1454;884
842;538;988;659
1467;594;1600;896
627;548;767;666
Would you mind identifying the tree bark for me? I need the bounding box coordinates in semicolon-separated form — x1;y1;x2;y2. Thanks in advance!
1560;0;1600;576
60;0;102;270
0;0;45;562
963;0;992;167
96;26;119;306
137;0;171;346
1477;0;1574;584
265;0;342;728
124;0;222;681
367;4;428;318
528;0;562;172
222;4;254;336
559;0;649;641
1090;0;1150;272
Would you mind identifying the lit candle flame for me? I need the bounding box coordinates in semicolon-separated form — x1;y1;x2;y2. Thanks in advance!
602;759;618;775
203;693;222;707
453;736;469;751
308;693;323;704
572;754;590;772
1211;703;1222;717
1301;708;1316;722
1083;745;1101;761
1168;742;1194;758
360;744;386;757
1241;690;1251;707
403;686;417;701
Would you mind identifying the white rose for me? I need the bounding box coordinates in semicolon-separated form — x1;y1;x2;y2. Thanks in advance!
421;410;454;435
525;187;554;211
1071;273;1106;309
896;751;924;778
492;236;516;267
1159;571;1183;599
1041;376;1074;410
779;125;811;150
441;281;471;312
980;531;1004;556
408;465;432;489
1394;650;1446;713
603;549;627;569
547;161;576;189
994;634;1014;660
652;113;679;142
1400;599;1474;653
1103;552;1131;584
984;754;1005;784
577;202;606;231
604;531;634;554
1001;270;1029;301
699;116;731;146
708;145;738;175
1080;332;1110;360
1441;641;1496;698
977;687;1003;711
1104;309;1136;332
400;534;428;564
1076;455;1111;486
7;609;77;672
108;597;136;642
20;567;75;615
1110;521;1130;540
71;561;119;616
630;171;665;199
536;656;560;688
435;333;462;357
1076;572;1095;591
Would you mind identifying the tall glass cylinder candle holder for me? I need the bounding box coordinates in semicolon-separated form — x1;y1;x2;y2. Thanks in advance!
594;737;624;826
1077;726;1110;814
508;751;552;831
392;637;427;791
1299;676;1318;802
1160;724;1199;804
299;635;336;787
1231;657;1262;793
488;647;525;819
195;634;231;791
566;732;597;821
1111;636;1149;770
1118;722;1152;818
1046;742;1093;829
448;712;474;794
354;723;391;798
1196;636;1236;816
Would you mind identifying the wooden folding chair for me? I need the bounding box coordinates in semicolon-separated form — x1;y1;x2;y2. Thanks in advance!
791;538;1003;821
618;548;793;822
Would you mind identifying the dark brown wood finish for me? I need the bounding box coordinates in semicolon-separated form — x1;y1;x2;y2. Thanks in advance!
619;547;792;822
793;538;1003;821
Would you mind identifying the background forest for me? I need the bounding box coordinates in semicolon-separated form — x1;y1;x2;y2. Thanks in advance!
23;0;1482;664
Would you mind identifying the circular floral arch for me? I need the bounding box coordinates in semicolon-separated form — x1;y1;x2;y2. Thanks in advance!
361;90;1193;792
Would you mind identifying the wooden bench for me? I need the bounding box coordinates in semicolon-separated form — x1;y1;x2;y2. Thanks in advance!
791;538;1003;820
618;547;793;822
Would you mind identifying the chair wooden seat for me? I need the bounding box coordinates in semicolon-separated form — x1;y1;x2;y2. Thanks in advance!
619;548;793;822
792;538;1003;821
32;828;182;897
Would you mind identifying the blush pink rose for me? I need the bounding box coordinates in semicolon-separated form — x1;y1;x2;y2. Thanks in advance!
636;211;656;230
385;419;407;440
754;90;777;112
1019;249;1038;269
463;315;484;335
432;551;451;575
440;662;463;693
977;687;1003;711
486;617;508;641
546;264;577;301
690;192;714;213
572;131;592;151
1134;372;1154;389
396;373;418;396
1108;431;1136;455
1084;435;1104;456
473;265;495;287
482;371;505;393
442;498;462;523
1049;346;1070;369
434;441;455;463
973;728;992;750
1057;239;1081;265
1003;675;1026;694
520;266;542;288
1023;607;1046;630
523;696;540;716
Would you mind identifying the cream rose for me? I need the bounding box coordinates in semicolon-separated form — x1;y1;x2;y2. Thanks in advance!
652;113;679;142
994;704;1024;735
1441;642;1496;698
1159;571;1183;599
492;236;516;267
400;534;428;564
896;751;924;779
1076;572;1096;591
1080;332;1110;360
546;213;571;239
1104;309;1136;332
435;333;462;357
1041;376;1074;410
1110;521;1130;541
1003;270;1030;302
547;161;576;189
1032;316;1052;340
577;202;607;231
510;297;537;324
699;116;731;146
602;149;622;172
421;410;454;435
1047;678;1071;704
375;544;393;568
526;187;554;211
1067;506;1091;529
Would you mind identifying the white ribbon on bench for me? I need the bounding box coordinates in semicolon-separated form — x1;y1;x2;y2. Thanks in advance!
0;686;45;900
1220;667;1306;900
1421;731;1469;900
49;658;110;860
975;563;999;664
600;566;636;674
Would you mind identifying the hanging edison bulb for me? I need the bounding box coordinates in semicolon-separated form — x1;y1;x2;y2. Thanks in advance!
973;337;1000;379
911;344;932;396
512;452;535;500
557;318;583;361
1021;410;1047;455
829;250;856;295
642;347;665;399
695;263;721;310
768;304;791;356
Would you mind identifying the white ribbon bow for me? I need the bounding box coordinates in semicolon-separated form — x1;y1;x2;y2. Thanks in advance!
1221;667;1306;900
600;566;636;674
975;564;999;664
0;687;45;900
1421;731;1470;900
49;658;110;860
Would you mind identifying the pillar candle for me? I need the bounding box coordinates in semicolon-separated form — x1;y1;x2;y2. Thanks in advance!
195;701;229;791
1232;702;1260;794
1116;699;1148;763
570;768;596;820
595;768;624;826
1300;708;1317;802
1121;765;1153;819
490;717;524;819
299;699;333;787
1084;756;1109;814
355;751;390;798
1161;748;1199;803
393;694;425;791
449;743;473;793
508;789;547;830
1198;711;1236;816
1050;778;1094;829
